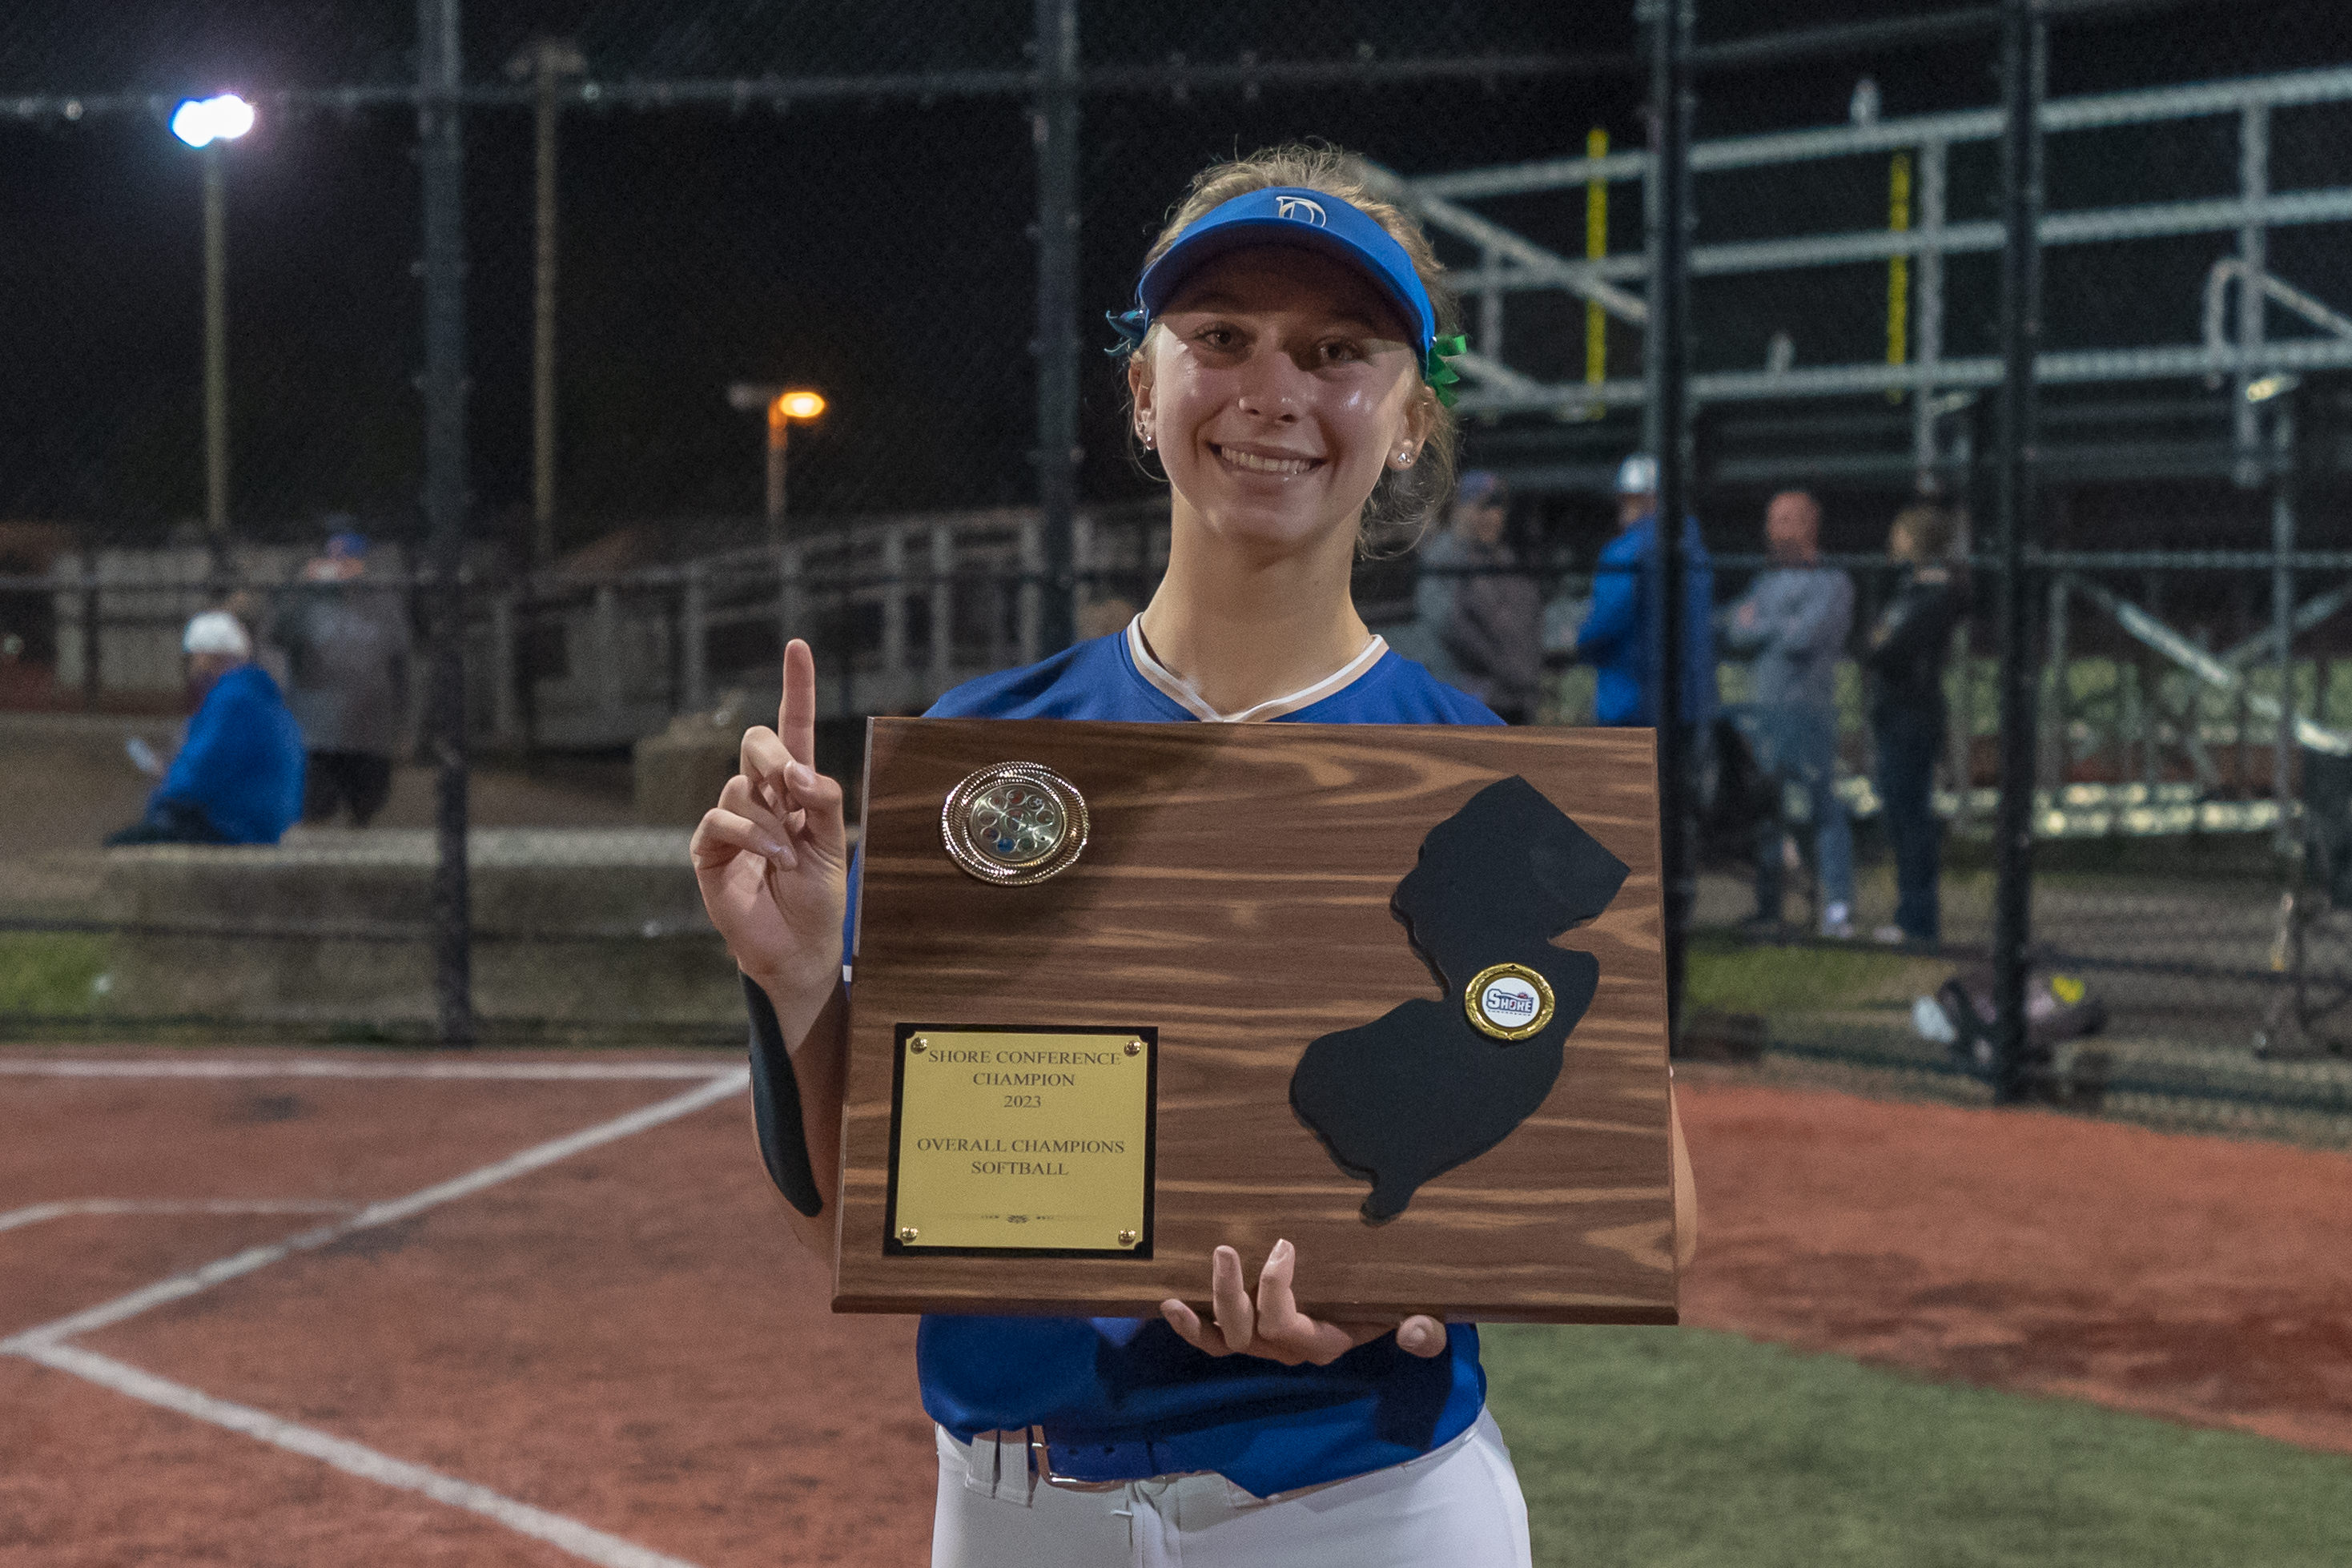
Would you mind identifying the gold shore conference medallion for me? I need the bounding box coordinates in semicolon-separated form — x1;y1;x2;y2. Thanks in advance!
1464;962;1556;1041
941;762;1088;886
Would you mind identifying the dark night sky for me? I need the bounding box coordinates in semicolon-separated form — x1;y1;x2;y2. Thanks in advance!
5;0;2352;552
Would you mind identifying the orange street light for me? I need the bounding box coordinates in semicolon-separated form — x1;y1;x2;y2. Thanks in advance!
730;382;827;545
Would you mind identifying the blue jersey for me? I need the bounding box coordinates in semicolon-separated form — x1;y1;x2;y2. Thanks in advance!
859;627;1499;1499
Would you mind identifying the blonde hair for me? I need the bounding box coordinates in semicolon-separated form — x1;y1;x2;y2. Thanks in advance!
1891;503;1960;561
1124;143;1462;557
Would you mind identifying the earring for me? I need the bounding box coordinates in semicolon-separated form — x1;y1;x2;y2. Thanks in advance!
1396;447;1417;468
1137;424;1156;450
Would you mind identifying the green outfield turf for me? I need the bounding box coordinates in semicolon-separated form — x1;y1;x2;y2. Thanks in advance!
1483;1325;2352;1567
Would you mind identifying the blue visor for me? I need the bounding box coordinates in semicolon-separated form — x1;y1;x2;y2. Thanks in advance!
1128;186;1438;360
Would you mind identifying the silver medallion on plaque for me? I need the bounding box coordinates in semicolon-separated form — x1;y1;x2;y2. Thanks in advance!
941;762;1089;886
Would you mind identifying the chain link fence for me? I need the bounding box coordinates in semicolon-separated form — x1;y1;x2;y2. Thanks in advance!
4;0;2352;1133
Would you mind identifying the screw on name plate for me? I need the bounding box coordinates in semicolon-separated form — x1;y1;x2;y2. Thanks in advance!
1118;1230;1138;1246
910;1036;927;1053
899;1226;919;1243
1125;1039;1141;1055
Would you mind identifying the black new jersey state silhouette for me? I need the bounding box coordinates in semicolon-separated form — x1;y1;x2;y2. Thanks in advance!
1289;776;1630;1221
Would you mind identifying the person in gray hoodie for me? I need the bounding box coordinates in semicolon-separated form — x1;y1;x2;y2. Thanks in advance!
1723;490;1855;935
269;529;411;826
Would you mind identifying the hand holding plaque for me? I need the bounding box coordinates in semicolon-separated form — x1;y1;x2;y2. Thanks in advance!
1157;1240;1449;1366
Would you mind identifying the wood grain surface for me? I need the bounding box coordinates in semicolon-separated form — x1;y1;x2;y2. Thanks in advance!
835;718;1676;1325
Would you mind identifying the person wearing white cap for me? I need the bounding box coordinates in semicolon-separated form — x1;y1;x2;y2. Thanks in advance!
105;610;305;846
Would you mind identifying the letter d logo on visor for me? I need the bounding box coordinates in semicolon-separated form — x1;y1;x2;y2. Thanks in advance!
1275;195;1328;227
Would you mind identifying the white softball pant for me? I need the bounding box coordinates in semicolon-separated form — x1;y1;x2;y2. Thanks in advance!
930;1407;1533;1568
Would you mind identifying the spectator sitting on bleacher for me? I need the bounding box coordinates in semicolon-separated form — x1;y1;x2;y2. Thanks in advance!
106;611;305;846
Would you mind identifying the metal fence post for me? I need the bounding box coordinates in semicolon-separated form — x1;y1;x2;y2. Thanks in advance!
2273;396;2298;854
1643;0;1695;1041
1948;433;1978;837
417;0;473;1046
2233;103;2270;488
1990;0;2047;1104
1032;0;1080;657
517;38;583;564
534;58;560;560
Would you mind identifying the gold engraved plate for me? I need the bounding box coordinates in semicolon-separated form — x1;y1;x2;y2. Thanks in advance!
887;1027;1154;1254
1464;962;1556;1041
941;762;1089;886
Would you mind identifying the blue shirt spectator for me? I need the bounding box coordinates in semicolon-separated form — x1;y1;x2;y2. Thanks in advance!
108;612;305;846
1576;461;1719;727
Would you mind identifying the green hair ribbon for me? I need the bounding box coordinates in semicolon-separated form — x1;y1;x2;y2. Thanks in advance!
1425;334;1467;407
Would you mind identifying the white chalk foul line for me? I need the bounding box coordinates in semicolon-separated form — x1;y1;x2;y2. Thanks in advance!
17;1342;706;1568
2;1068;750;1353
0;1058;737;1081
2;1071;748;1568
0;1199;358;1234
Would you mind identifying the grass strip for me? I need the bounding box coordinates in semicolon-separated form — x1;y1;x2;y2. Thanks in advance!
1683;939;1941;1018
1484;1324;2352;1567
0;931;109;1015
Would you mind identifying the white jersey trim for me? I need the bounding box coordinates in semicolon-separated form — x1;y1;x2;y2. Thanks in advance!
1125;617;1389;724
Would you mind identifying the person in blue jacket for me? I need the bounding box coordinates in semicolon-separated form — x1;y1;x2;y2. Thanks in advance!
692;146;1697;1567
1574;453;1719;730
107;610;304;846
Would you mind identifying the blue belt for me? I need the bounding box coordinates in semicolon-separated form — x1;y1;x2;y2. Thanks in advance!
1038;1431;1166;1486
971;1428;1176;1491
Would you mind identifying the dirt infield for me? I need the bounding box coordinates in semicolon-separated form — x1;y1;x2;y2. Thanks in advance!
1675;1074;2352;1456
3;1049;2346;1565
2;1054;935;1566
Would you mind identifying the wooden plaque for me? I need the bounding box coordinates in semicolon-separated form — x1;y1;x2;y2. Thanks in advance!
834;718;1676;1325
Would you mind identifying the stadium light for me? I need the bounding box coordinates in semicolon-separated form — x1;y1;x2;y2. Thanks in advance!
2245;373;2300;404
171;95;257;551
169;94;255;149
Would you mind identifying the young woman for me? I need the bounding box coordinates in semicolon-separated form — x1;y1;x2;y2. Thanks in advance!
693;145;1698;1567
1865;504;1967;946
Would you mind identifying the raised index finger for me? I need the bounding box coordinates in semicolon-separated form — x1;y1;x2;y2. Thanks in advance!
780;637;818;768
